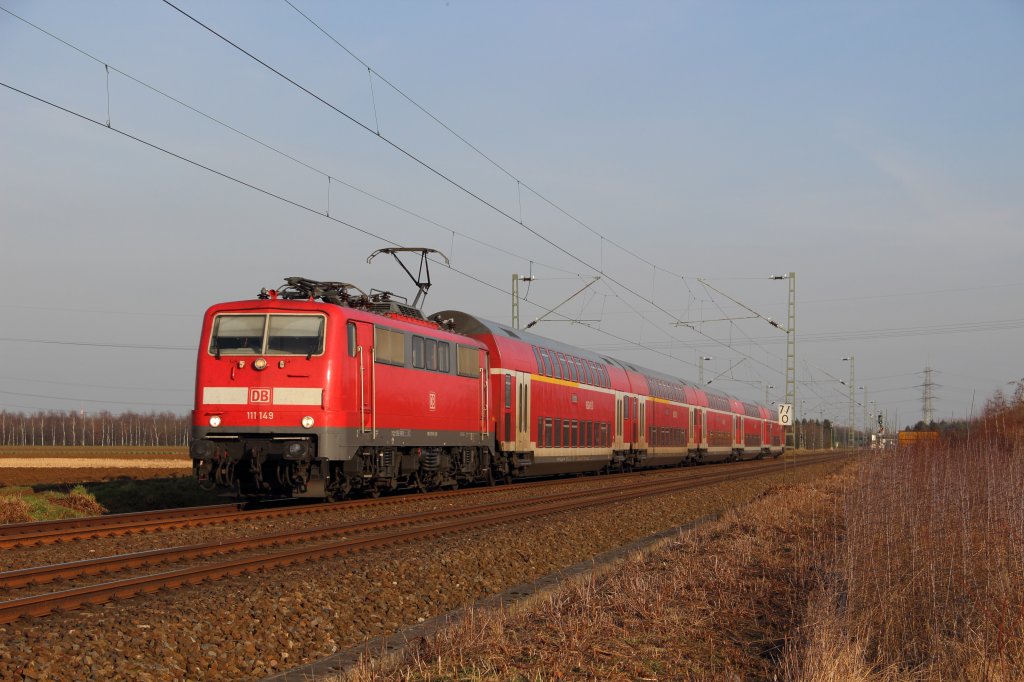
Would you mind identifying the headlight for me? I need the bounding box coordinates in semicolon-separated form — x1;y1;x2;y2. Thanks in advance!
209;415;222;428
253;357;268;371
301;416;314;429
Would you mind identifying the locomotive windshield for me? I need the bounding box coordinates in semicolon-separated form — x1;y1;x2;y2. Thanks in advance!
209;314;325;356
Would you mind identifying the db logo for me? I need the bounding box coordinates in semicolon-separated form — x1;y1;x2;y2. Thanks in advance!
428;391;437;411
249;388;271;404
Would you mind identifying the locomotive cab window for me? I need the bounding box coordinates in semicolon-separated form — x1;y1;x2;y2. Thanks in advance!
209;314;324;356
266;315;324;355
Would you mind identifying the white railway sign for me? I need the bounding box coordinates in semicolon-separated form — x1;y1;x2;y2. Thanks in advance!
778;403;793;426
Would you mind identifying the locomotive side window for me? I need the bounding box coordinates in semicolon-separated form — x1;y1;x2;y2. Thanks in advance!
425;338;438;371
347;322;357;357
456;345;480;377
375;327;405;366
437;342;450;373
210;315;265;355
411;336;425;369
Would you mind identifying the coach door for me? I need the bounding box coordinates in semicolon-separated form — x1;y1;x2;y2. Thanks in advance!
516;372;531;450
351;321;375;435
734;416;742;448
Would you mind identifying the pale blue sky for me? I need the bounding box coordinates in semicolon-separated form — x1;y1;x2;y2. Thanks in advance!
1;1;1022;427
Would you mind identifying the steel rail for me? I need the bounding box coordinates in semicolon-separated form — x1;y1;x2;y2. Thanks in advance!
0;458;807;590
0;456;801;549
0;452;845;623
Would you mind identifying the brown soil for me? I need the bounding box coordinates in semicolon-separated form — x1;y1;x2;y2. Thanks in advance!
0;465;191;487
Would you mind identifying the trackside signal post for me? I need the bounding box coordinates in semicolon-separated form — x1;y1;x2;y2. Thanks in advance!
772;273;796;449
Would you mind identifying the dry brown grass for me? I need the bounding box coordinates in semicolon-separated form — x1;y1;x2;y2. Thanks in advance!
50;485;107;515
785;443;1024;681
0;495;32;524
337;436;1023;681
341;474;848;681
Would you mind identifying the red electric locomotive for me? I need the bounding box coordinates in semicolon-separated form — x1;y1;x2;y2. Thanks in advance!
190;277;783;500
191;278;492;499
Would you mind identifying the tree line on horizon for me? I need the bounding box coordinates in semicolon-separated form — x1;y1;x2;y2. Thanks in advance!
0;410;189;447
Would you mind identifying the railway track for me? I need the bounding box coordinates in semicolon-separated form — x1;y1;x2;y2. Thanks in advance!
0;452;842;624
0;455;823;549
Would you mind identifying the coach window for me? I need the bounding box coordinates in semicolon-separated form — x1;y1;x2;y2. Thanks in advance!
563;419;571;448
550;351;562;379
545;418;553;447
571;420;579;448
519;385;526;432
540;349;553;377
586;421;593;447
537;416;544;447
504;374;513;409
556;353;570;380
412;336;425;369
553;418;562;447
425;338;438;371
532;346;544;374
437;342;450;373
347;322;357;357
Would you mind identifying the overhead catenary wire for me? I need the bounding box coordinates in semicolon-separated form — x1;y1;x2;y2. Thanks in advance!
0;374;192;393
4;2;787;383
0;79;735;378
0;4;584;281
283;0;674;282
0;391;190;405
157;0;786;379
